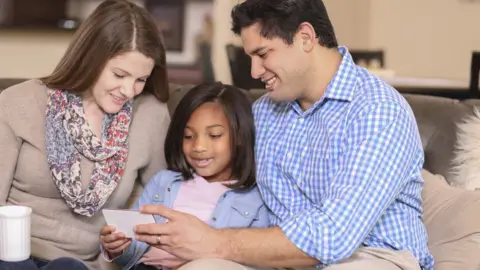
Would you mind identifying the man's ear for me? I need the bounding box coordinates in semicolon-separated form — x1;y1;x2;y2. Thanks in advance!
296;22;316;52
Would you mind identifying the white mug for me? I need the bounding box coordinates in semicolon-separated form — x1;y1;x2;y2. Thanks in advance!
0;205;32;262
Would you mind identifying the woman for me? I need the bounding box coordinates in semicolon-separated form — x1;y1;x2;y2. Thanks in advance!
0;0;170;269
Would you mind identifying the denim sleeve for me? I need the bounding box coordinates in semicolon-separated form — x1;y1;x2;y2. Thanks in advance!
102;171;165;268
250;204;270;228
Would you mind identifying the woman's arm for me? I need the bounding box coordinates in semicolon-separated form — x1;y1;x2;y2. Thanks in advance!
0;94;22;205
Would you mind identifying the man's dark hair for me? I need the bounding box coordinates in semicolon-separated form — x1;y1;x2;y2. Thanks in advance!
164;82;256;190
231;0;338;48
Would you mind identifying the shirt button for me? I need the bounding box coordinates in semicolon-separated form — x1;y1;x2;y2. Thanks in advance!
244;212;249;216
212;217;217;221
167;188;171;192
287;152;292;158
298;117;304;122
154;194;159;199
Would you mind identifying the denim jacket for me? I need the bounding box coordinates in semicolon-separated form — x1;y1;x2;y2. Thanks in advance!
108;170;270;270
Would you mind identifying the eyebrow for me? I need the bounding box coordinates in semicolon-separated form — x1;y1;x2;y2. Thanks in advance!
247;46;267;56
185;124;224;129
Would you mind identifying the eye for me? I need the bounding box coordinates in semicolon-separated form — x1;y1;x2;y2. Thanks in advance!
210;134;223;139
183;134;193;140
258;52;268;59
136;78;147;83
113;73;125;79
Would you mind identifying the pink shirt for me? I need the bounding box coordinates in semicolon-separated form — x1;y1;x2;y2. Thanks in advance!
139;175;231;269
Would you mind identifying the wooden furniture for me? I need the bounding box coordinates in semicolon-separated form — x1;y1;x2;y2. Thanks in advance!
350;50;385;69
469;51;480;98
226;44;264;90
0;0;76;30
384;76;472;99
167;65;203;85
145;0;185;51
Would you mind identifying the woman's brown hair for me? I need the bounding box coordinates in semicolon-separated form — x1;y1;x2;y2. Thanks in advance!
41;0;169;102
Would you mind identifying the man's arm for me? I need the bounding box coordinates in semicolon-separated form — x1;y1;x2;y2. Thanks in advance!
217;101;423;266
218;226;319;267
135;101;423;268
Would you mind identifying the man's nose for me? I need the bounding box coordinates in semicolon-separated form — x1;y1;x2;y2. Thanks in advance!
250;58;266;79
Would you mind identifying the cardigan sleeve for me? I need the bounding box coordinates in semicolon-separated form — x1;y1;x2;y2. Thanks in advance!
0;90;22;205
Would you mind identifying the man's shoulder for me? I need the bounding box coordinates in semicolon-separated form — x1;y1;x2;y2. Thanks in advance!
252;94;289;117
351;69;413;116
355;69;404;102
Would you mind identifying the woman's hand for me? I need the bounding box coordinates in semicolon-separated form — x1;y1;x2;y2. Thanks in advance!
100;225;132;259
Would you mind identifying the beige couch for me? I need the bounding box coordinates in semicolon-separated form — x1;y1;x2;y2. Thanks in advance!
2;79;480;269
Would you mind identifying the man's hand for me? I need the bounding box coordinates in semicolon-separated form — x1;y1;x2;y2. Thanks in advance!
100;225;131;259
134;205;226;260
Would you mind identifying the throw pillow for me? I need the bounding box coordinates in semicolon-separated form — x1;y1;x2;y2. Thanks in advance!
449;108;480;191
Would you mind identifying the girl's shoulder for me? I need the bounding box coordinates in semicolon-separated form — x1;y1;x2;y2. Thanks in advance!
148;169;182;186
229;186;264;206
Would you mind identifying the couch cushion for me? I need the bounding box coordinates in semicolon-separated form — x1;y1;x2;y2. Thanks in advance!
403;94;473;179
0;78;27;91
167;83;195;115
422;169;480;270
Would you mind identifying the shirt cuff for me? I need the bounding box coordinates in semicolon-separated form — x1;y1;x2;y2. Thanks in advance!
279;210;337;267
100;245;124;262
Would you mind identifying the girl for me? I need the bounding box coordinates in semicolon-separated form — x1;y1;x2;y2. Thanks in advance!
0;0;169;269
99;82;269;270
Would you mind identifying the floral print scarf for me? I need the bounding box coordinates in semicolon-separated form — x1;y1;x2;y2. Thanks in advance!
45;89;132;217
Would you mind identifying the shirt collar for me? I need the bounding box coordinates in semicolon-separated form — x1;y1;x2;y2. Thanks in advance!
288;46;358;115
322;46;358;102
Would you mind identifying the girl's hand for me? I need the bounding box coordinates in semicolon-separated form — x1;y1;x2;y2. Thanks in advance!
100;225;132;258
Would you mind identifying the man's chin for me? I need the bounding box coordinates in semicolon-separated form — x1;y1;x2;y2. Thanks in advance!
268;91;297;103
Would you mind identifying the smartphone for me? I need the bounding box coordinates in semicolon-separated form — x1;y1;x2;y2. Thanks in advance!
102;209;156;238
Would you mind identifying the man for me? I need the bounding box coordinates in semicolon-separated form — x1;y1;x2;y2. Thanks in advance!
134;0;433;269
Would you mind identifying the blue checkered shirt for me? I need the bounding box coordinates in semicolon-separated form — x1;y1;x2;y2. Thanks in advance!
253;47;434;270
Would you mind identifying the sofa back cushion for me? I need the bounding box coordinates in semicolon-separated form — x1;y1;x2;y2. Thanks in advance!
2;79;479;183
403;94;474;178
164;86;479;182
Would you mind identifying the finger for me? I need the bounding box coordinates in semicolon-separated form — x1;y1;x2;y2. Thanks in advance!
104;237;130;251
155;235;173;246
100;225;116;236
109;239;131;254
140;205;180;220
102;231;126;244
135;233;171;247
134;222;171;235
